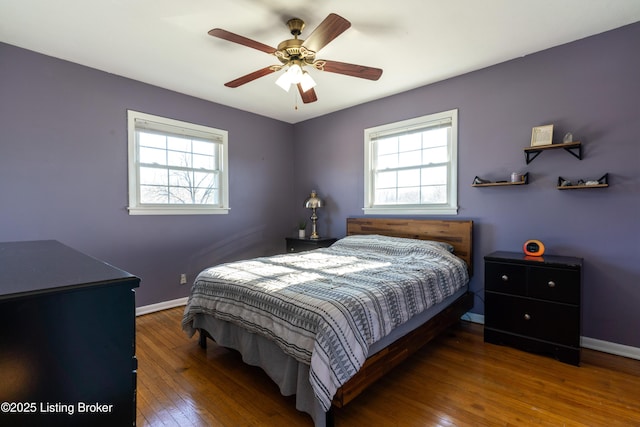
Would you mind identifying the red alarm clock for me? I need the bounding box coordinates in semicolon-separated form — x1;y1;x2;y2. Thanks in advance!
523;239;545;257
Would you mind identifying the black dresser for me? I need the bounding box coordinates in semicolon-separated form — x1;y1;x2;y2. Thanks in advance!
0;240;140;426
484;251;582;365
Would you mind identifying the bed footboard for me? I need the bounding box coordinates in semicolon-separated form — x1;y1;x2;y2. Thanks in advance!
332;291;474;408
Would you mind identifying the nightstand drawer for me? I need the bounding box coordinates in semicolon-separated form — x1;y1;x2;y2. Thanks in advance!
485;292;580;346
285;237;337;253
485;262;526;295
528;266;580;304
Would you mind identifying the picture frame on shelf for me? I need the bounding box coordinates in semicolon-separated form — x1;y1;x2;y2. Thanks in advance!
530;124;554;147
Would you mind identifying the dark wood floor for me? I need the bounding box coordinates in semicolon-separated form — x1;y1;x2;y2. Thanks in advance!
136;307;640;426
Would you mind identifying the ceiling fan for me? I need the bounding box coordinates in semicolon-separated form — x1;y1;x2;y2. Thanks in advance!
209;13;383;104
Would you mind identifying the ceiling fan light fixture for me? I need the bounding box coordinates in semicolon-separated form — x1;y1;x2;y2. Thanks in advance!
299;71;316;93
275;71;293;92
276;63;313;92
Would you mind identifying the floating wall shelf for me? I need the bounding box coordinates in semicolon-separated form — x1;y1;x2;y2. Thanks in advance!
472;172;529;187
524;141;582;164
557;173;609;190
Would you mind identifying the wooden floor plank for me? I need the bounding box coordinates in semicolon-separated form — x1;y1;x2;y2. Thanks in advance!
136;307;640;426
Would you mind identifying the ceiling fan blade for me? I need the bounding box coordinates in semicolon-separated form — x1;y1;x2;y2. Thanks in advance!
302;13;351;53
224;66;278;88
319;60;383;81
208;28;276;54
297;84;318;103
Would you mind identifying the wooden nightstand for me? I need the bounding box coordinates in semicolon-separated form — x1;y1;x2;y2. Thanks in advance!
285;237;337;253
483;251;582;365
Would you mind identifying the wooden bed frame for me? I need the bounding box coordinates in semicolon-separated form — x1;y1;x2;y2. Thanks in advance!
330;218;474;410
198;217;474;425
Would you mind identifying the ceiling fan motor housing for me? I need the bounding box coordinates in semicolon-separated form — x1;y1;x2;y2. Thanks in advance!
287;18;305;36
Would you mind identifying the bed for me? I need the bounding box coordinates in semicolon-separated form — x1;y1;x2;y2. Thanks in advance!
182;218;473;426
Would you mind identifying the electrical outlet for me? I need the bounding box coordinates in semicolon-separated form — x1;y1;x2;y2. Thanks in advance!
180;273;187;285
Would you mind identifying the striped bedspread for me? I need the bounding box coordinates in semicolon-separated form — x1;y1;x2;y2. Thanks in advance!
182;234;469;411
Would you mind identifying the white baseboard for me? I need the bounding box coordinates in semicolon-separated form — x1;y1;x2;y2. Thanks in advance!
580;337;640;361
461;311;485;324
462;312;640;361
136;297;188;316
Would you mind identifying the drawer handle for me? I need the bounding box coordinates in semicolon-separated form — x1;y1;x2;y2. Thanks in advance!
524;313;531;321
501;275;509;282
548;281;556;288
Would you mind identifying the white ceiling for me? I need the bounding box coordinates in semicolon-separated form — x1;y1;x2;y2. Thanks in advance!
1;0;639;124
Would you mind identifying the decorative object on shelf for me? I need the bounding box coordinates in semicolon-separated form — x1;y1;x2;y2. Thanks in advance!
563;132;573;143
557;173;608;190
523;239;545;257
473;176;491;185
297;220;307;238
530;124;554;147
472;172;529;187
510;172;523;183
304;190;324;239
524;141;582;164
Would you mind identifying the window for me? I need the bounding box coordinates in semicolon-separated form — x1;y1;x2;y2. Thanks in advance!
364;109;458;215
127;110;229;215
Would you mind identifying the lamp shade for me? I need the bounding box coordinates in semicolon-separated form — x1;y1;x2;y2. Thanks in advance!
304;190;323;209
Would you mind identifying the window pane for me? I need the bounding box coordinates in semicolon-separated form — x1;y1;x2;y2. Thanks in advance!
398;150;422;168
423;128;448;148
421;166;447;185
167;150;191;168
167;136;191;152
422;146;448;164
397;169;420;187
168;186;193;204
193;171;215;189
138;132;166;149
421;185;447;203
398;133;422;152
193;140;215;155
140;185;169;204
377;153;397;169
375;188;397;204
140;166;168;185
376;170;397;188
193;153;215;170
397;187;420;204
169;169;192;188
375;137;398;155
194;187;218;205
139;147;167;165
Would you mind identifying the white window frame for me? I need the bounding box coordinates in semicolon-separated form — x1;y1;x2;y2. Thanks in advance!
363;109;458;215
127;110;229;215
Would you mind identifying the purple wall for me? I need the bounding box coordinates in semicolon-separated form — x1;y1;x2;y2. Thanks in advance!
1;22;638;348
0;43;296;307
292;23;640;348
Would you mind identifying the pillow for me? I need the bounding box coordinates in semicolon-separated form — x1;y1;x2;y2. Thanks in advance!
331;234;454;255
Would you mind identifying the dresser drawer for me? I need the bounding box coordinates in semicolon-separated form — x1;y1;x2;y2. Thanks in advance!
485;262;526;295
528;266;580;304
485;292;580;347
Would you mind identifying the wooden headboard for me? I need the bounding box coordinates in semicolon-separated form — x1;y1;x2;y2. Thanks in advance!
346;218;474;275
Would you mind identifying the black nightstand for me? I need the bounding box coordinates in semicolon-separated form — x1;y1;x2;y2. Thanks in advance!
483;251;583;366
285;237;337;253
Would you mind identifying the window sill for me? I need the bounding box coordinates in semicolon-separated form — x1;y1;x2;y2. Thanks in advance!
127;206;230;216
362;206;458;215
